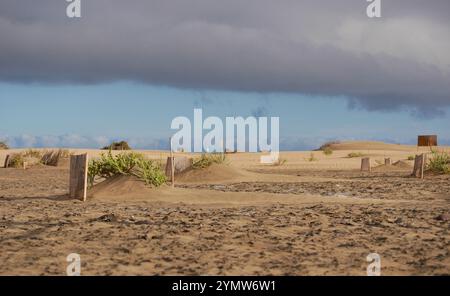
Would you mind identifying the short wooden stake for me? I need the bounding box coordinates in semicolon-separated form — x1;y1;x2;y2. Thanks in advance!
4;155;10;168
412;154;425;179
361;157;371;172
385;158;391;165
69;154;88;201
170;137;175;188
165;156;192;177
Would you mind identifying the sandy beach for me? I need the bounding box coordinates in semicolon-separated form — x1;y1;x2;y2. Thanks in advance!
0;142;449;275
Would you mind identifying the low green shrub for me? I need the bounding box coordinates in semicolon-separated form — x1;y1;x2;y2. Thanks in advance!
322;147;333;156
347;152;365;158
426;151;450;174
9;153;24;168
88;151;166;187
192;153;227;169
102;141;131;151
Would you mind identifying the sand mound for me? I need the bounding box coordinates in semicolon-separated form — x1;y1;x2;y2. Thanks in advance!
393;160;412;169
324;141;416;151
54;158;70;168
176;164;243;183
372;160;412;171
88;175;164;198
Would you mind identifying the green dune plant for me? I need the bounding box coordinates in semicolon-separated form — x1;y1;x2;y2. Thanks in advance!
88;151;166;187
347;152;365;158
102;141;131;151
192;152;227;169
322;146;333;156
426;151;450;174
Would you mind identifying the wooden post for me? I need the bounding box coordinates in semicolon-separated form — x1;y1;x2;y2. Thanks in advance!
165;156;192;177
412;154;425;179
69;154;88;201
3;155;10;168
170;137;175;188
361;157;371;172
384;158;391;165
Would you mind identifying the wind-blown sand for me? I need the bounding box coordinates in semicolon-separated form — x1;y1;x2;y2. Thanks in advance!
0;142;449;275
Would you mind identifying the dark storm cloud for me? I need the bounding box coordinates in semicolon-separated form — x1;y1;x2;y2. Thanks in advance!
0;0;449;116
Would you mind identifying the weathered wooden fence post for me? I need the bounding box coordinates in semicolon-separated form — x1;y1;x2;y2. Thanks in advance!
3;155;10;168
169;137;175;188
412;154;425;179
165;156;192;179
69;154;88;201
361;157;371;172
385;158;391;165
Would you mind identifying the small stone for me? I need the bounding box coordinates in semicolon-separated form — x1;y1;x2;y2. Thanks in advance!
435;214;449;221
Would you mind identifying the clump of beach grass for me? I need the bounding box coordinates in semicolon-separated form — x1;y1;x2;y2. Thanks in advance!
192;152;227;169
322;146;333;156
9;153;25;168
8;149;43;168
7;149;70;168
347;152;365;158
426;151;450;174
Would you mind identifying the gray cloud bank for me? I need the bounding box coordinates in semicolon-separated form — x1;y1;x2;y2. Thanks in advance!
1;0;449;116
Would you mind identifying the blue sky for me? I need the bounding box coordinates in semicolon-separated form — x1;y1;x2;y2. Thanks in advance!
1;81;449;150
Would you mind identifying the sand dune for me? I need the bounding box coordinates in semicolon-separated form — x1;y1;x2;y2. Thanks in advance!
176;164;243;183
322;140;448;151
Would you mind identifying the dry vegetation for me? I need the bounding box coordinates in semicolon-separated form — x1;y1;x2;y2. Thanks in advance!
347;152;365;158
322;146;333;156
102;141;131;151
7;149;70;168
318;140;340;151
192;153;227;169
